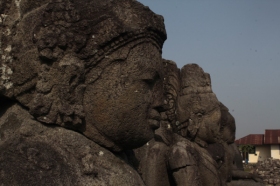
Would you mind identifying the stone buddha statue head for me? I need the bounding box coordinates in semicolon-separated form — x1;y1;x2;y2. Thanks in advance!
176;64;221;146
0;0;167;151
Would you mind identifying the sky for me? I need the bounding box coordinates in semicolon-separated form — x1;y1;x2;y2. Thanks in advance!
137;0;280;139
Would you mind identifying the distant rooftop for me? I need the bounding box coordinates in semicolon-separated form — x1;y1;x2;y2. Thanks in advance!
235;134;264;145
264;129;280;144
235;129;280;145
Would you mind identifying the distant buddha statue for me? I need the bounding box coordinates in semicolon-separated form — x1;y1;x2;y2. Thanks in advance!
0;0;167;185
133;63;224;186
208;99;263;186
206;102;236;184
132;59;180;186
169;64;222;186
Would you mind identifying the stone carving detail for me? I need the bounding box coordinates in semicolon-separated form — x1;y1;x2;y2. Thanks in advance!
0;0;264;185
1;0;165;131
134;63;264;186
169;64;223;186
1;0;166;185
132;59;180;186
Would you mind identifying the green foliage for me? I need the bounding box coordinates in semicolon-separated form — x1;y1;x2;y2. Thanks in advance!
238;144;255;154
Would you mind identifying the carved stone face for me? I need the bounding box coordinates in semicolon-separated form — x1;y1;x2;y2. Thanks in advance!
176;64;221;145
193;94;221;144
83;42;164;150
1;0;167;152
178;93;221;144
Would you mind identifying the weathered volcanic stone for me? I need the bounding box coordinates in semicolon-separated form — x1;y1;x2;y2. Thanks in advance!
134;63;223;186
0;0;266;185
0;104;145;185
1;0;167;185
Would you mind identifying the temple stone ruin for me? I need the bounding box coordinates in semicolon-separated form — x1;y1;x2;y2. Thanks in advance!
0;0;265;185
244;158;280;185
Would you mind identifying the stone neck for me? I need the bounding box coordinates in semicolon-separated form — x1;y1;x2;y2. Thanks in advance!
82;125;123;152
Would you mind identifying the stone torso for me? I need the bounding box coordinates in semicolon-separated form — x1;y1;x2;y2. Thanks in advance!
169;134;222;186
0;104;145;186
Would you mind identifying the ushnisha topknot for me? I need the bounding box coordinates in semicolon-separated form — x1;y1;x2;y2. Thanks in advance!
0;0;167;129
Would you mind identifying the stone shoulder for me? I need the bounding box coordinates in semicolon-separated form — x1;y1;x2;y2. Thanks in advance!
0;104;144;186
